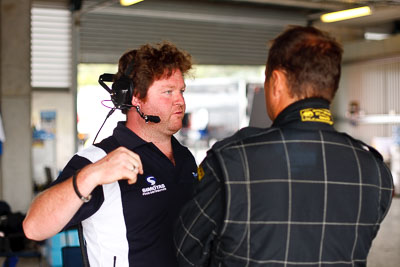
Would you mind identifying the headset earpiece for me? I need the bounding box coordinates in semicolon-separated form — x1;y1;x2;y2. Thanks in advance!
110;60;135;110
111;75;134;109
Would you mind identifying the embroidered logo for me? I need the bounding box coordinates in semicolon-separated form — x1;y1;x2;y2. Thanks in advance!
300;108;333;125
197;166;205;181
142;176;167;196
146;176;156;186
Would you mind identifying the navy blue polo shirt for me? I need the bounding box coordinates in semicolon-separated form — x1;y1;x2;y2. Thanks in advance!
55;121;197;267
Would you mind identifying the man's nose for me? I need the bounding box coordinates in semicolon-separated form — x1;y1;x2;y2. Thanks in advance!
174;91;185;105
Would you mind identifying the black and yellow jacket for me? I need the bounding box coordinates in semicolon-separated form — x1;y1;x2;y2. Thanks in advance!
175;98;393;267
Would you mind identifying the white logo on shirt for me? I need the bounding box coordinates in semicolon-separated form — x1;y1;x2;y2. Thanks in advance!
142;176;167;196
146;176;156;185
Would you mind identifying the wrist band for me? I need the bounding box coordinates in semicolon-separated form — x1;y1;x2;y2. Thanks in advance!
73;171;92;203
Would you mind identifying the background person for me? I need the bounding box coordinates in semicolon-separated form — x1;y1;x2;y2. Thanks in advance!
174;26;393;267
23;42;197;267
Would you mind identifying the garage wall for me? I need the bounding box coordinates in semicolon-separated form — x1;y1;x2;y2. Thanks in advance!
333;55;400;144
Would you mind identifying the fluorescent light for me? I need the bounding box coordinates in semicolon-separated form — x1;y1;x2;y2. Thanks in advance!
120;0;144;6
320;6;372;23
364;32;390;40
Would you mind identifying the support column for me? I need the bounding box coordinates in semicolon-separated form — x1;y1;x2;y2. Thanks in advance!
0;0;32;212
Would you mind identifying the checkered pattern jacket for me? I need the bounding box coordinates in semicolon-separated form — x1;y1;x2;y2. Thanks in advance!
174;98;393;267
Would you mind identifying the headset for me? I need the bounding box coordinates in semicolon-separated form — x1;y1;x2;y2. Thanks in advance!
98;61;160;123
93;61;160;144
98;60;134;111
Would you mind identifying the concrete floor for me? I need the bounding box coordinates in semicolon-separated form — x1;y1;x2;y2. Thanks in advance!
1;197;399;267
368;197;400;267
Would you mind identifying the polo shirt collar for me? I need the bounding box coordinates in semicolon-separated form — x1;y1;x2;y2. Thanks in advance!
112;121;185;162
112;121;148;150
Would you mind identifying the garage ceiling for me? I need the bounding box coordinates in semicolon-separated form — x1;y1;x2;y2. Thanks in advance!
76;0;400;65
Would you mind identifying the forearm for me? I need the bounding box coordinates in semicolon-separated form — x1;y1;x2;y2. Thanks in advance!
23;146;143;241
23;168;96;241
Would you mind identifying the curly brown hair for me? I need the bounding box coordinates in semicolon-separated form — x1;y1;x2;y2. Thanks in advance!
266;26;343;102
115;41;192;104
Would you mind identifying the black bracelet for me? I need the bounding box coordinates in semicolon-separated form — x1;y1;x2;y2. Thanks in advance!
73;171;92;203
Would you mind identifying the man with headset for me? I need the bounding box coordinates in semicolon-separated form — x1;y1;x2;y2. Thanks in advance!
174;26;393;266
23;42;197;267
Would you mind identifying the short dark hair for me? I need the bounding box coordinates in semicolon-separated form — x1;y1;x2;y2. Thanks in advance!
115;41;192;101
266;26;343;102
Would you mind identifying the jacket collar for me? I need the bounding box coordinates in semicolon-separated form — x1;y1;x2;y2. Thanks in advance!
272;98;335;130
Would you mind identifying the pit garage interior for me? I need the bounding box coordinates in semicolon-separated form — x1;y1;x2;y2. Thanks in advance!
1;0;400;266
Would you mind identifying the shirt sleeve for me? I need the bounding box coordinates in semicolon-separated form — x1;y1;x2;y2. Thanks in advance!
174;152;225;266
51;153;105;230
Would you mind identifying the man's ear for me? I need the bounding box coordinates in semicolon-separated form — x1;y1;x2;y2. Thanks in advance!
131;95;141;106
271;69;287;98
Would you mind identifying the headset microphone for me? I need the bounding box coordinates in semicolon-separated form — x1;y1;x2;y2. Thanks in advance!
135;106;161;123
145;115;161;123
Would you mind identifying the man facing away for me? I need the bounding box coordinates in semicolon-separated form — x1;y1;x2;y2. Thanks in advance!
23;42;197;267
174;26;393;267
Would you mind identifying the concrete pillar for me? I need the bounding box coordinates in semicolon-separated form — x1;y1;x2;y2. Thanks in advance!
0;0;2;201
0;0;32;212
